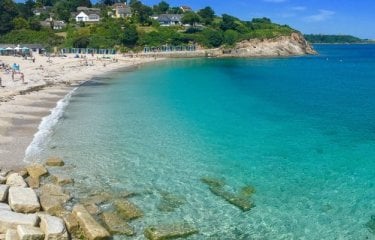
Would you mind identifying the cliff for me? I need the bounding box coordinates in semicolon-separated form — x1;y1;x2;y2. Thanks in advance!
139;33;316;58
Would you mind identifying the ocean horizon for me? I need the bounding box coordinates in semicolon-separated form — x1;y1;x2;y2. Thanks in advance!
25;44;375;239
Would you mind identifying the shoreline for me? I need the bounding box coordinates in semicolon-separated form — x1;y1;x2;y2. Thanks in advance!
0;54;163;170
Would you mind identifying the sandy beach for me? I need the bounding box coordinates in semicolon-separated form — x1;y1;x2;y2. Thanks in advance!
0;53;160;170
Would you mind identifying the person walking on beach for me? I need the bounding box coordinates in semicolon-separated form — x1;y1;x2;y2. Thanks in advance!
0;76;3;87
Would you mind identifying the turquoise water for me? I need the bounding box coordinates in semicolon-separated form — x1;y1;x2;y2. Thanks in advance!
28;45;375;239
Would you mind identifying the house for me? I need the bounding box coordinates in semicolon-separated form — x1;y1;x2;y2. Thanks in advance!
110;3;132;18
155;14;183;26
74;7;101;22
32;6;52;16
180;6;192;12
40;17;66;30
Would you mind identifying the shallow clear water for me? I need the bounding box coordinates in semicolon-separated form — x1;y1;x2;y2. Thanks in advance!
28;45;375;239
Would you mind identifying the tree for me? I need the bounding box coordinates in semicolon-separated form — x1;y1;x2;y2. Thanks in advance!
153;1;169;14
202;29;223;47
13;17;29;30
0;0;19;34
224;29;239;46
167;7;182;14
122;24;138;46
53;0;72;22
29;18;42;31
181;12;201;27
131;1;153;25
197;6;215;25
220;14;238;31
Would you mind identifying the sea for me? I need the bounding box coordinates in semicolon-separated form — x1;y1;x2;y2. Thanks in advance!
25;45;375;239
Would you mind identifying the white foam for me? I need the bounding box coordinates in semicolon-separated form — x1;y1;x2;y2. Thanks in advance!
24;87;78;162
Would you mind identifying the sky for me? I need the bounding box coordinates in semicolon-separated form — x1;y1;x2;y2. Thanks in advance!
139;0;375;39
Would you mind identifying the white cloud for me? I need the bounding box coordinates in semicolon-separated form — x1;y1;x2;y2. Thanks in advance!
263;0;287;3
304;10;335;22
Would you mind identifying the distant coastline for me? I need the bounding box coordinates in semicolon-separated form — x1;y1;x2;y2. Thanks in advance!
304;34;375;44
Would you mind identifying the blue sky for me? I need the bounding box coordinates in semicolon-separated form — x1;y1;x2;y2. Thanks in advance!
140;0;375;39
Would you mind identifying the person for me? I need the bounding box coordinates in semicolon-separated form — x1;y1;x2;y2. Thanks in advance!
21;73;25;84
0;76;3;87
11;71;15;81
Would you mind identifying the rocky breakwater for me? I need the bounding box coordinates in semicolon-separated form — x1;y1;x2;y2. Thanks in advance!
226;32;317;57
0;158;199;240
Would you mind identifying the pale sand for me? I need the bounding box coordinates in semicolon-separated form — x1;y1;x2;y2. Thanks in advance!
0;54;162;169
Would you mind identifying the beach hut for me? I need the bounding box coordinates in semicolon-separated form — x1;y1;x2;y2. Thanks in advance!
0;48;5;55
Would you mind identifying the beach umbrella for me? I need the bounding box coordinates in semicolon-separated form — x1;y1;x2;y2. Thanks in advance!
5;47;13;50
14;46;21;51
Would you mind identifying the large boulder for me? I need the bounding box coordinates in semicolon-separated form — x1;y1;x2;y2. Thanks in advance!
101;212;134;236
5;229;18;240
6;173;27;188
8;187;40;213
0;210;39;233
39;184;70;216
114;199;143;220
39;214;69;240
51;174;73;186
17;225;44;240
72;204;110;240
26;164;48;180
62;213;80;238
144;222;199;240
0;185;9;202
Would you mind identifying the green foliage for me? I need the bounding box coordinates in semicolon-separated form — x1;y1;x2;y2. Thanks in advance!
122;24;138;47
200;29;223;47
304;34;364;43
130;0;153;25
181;12;201;26
0;29;64;48
197;6;215;25
153;1;169;14
13;17;29;30
220;14;239;31
29;18;42;31
224;30;239;46
0;0;19;34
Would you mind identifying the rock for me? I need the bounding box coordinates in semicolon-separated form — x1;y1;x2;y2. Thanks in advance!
0;233;5;240
5;229;18;240
0;176;6;184
366;215;375;234
208;186;254;212
83;192;111;206
26;164;48;180
0;210;39;233
39;214;68;240
26;177;41;189
45;158;64;167
72;204;110;240
157;192;186;212
0;185;9;202
239;185;256;198
83;203;101;216
18;169;29;178
101;212;134;236
51;174;73;186
0;203;11;211
8;187;40;213
6;174;27;188
200;177;225;188
114;199;143;220
17;225;44;240
39;184;70;216
144;222;198;240
62;213;80;238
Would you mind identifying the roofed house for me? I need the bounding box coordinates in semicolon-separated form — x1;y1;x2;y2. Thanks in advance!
155;14;183;26
32;6;52;16
74;7;101;23
180;6;192;12
110;3;132;18
40;17;66;30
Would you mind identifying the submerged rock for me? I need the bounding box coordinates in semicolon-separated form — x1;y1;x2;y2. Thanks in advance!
200;177;225;188
157;192;186;212
209;186;254;211
51;174;74;186
62;213;80;238
114;199;143;220
45;157;65;167
72;204;110;240
366;215;375;234
39;184;70;216
201;177;255;211
144;222;198;240
26;164;48;181
101;212;135;236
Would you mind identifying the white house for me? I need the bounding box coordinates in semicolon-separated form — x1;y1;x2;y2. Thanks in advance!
74;7;101;22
